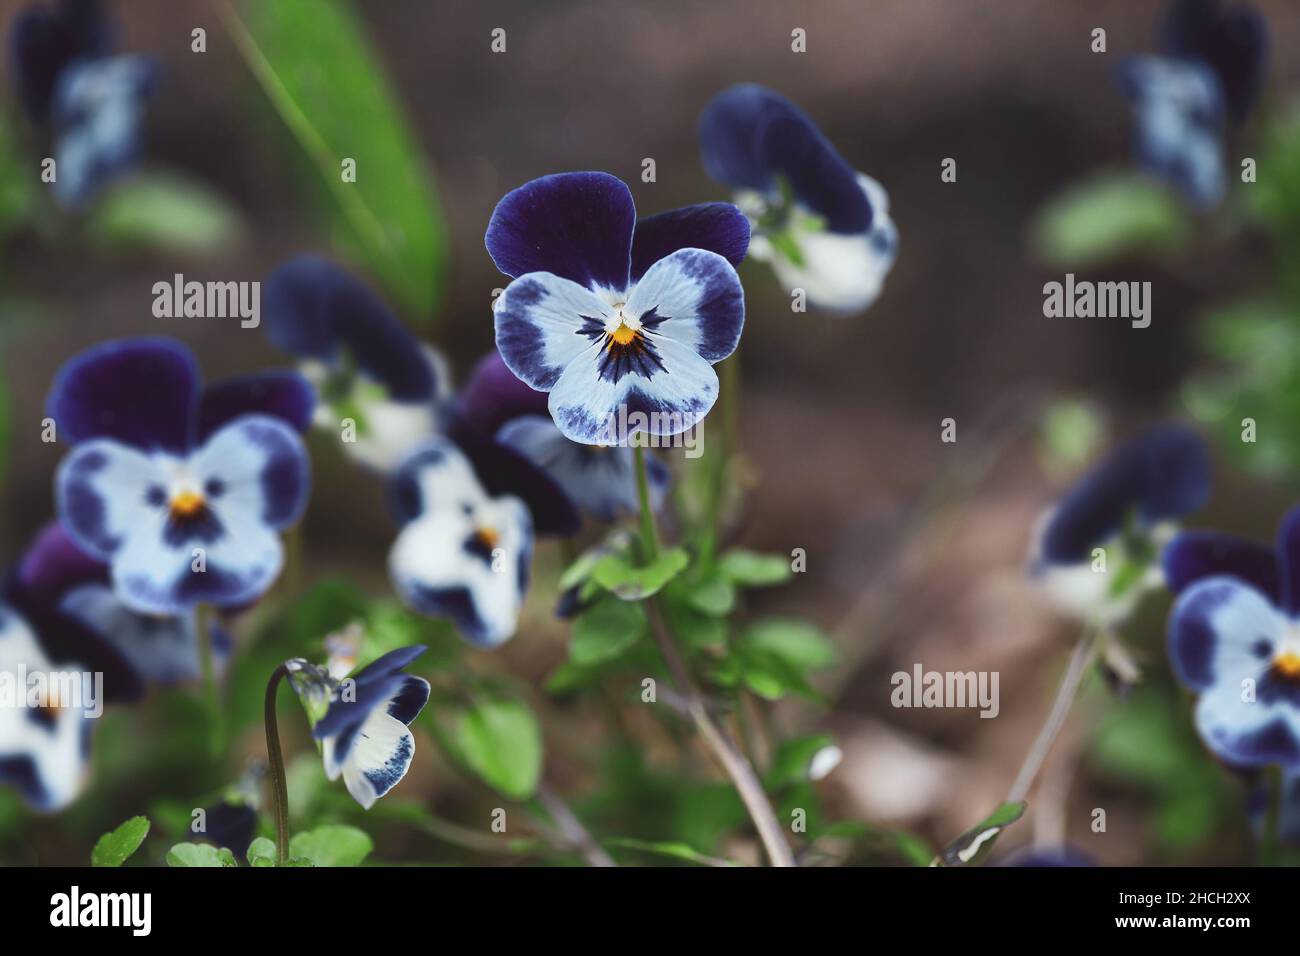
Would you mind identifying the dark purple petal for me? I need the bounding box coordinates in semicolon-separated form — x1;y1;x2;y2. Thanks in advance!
630;202;751;282
1;581;143;704
1276;506;1300;615
46;337;200;453
1163;0;1268;120
9;0;110;122
262;255;435;401
197;371;316;443
485;172;636;291
698;84;870;234
1162;530;1279;601
1039;424;1210;564
13;522;107;606
353;644;426;683
456;351;550;437
450;423;581;537
311;671;407;741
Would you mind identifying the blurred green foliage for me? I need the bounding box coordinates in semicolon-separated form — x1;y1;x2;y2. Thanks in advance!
231;0;448;321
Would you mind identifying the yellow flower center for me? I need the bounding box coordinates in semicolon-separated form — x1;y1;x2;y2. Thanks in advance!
475;527;500;551
170;490;206;518
608;323;638;347
1275;651;1300;679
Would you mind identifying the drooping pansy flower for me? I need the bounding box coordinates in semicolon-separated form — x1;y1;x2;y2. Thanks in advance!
14;522;231;685
497;415;669;522
487;171;748;446
1027;424;1210;626
48;337;313;615
1118;0;1268;209
286;645;429;809
698;84;897;315
387;438;532;647
1163;507;1300;767
262;254;454;473
10;0;158;207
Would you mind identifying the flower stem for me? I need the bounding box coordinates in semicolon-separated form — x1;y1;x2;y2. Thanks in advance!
633;443;659;561
1007;625;1099;804
1262;763;1283;866
645;599;796;866
195;604;221;757
632;441;793;865
263;663;292;866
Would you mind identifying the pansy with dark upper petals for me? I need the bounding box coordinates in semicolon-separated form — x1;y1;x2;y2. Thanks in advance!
1028;424;1210;626
10;0;157;207
497;414;669;522
0;600;97;811
15;523;231;685
1118;0;1268;209
48;337;313;615
1165;507;1300;768
487;171;748;446
287;645;429;809
698;84;897;315
262;254;453;472
387;438;532;647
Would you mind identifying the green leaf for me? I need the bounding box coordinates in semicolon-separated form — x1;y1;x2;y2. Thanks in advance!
165;843;239;867
229;0;446;319
591;547;689;600
571;597;648;665
88;172;243;256
937;801;1026;866
455;697;543;800
743;619;837;671
91;816;151;867
719;549;792;587
1028;170;1189;268
683;572;736;616
0;109;37;234
765;734;836;789
289;824;374;867
246;836;277;867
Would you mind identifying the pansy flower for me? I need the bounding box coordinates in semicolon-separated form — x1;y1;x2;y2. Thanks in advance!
1163;507;1300;767
447;351;580;536
698;84;897;315
1028;424;1210;626
14;522;231;685
0;600;99;811
1118;0;1268;209
49;337;313;615
497;415;669;522
487;171;748;446
387;438;532;647
287;645;430;809
10;0;158;207
262;255;453;473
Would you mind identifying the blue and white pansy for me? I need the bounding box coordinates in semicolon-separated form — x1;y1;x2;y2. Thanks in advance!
263;255;454;472
1164;507;1300;767
1027;424;1210;627
698;84;897;315
49;338;313;615
0;602;96;811
497;415;670;522
488;171;748;446
388;438;533;647
10;0;157;208
1118;0;1268;209
287;645;430;809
